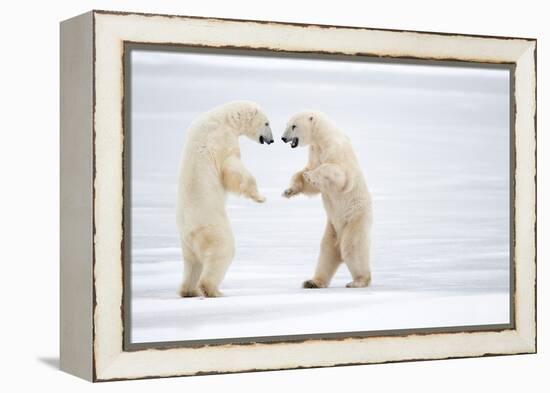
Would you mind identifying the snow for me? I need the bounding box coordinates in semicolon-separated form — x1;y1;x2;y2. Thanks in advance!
128;50;510;344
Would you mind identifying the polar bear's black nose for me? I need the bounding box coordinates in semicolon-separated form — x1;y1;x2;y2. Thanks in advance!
282;137;288;143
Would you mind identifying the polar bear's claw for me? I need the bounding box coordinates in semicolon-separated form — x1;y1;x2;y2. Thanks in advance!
283;188;297;198
303;279;324;289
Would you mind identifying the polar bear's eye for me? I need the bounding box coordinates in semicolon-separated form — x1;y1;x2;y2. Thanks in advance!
265;122;269;126
292;125;296;130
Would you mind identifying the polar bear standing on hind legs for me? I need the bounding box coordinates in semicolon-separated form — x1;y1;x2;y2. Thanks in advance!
282;111;373;289
176;101;274;298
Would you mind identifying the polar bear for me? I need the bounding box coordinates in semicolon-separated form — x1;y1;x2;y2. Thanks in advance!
281;111;373;288
176;101;274;297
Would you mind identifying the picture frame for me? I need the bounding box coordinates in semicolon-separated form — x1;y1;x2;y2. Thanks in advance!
60;10;537;381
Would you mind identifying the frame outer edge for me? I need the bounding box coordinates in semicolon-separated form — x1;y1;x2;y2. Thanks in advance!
91;11;538;380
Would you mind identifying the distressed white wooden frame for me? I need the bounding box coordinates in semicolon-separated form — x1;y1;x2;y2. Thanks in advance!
60;10;536;382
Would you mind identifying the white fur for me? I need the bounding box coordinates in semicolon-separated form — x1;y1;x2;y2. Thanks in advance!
282;111;373;288
176;101;272;297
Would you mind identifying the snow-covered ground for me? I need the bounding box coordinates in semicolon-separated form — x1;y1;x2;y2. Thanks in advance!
130;188;510;343
129;50;511;344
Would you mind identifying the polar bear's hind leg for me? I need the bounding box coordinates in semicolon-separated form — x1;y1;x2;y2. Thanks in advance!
198;250;233;297
194;227;235;298
303;221;342;289
341;219;372;288
179;224;235;298
178;244;203;298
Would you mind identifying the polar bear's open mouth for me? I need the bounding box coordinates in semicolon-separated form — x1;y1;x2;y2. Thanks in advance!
259;135;274;145
290;137;299;148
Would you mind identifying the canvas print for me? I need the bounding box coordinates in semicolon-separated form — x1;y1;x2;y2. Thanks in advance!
126;47;511;345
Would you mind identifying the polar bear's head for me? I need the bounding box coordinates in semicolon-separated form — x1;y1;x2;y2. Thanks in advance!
225;101;274;145
247;108;274;145
281;111;319;148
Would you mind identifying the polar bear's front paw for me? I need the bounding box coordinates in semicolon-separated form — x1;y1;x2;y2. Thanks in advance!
252;194;266;203
282;188;298;198
302;279;326;289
